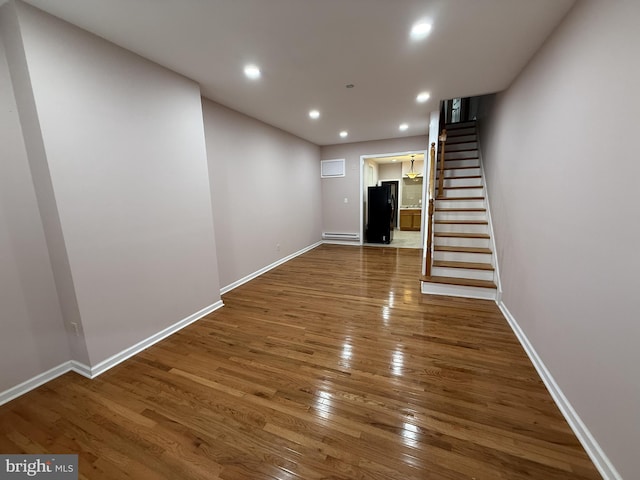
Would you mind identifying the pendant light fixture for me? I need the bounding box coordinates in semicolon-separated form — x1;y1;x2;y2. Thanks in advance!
406;155;419;179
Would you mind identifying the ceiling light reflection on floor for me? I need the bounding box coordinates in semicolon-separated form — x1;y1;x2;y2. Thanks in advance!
341;342;353;369
391;349;404;376
401;422;420;446
382;306;391;326
341;343;352;360
314;390;333;419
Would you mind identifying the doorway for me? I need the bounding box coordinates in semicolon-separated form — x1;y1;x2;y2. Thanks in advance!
360;150;427;249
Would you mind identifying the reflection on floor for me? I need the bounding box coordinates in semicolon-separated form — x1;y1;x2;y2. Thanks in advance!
364;229;422;249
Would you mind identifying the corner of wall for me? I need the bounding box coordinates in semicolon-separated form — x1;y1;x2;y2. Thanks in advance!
1;2;90;366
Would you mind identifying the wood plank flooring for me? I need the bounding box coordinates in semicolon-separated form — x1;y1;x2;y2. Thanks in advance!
0;244;601;479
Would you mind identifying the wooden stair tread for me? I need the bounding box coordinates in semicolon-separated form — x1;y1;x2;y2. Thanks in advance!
443;156;479;160
435;220;488;224
436;175;482;180
435;245;492;253
446;139;477;145
433;260;494;271
443;185;482;189
442;165;480;170
445;122;475;130
421;275;496;289
446;132;476;138
436;196;484;201
434;232;489;239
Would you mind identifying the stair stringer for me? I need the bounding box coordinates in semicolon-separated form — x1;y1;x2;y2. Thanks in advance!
476;128;503;301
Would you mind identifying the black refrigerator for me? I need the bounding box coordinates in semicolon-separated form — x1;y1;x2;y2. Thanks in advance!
367;185;395;244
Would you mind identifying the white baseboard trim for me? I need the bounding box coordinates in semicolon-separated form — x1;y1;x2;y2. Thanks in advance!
0;362;72;406
0;300;224;404
322;240;362;246
220;241;322;295
69;360;91;378
87;300;224;378
497;300;622;480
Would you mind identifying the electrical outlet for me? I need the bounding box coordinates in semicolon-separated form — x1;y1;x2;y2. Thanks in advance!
276;243;281;252
344;197;348;203
70;322;80;337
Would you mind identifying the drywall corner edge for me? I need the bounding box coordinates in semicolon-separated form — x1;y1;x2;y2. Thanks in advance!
0;300;224;406
220;241;322;295
86;300;224;378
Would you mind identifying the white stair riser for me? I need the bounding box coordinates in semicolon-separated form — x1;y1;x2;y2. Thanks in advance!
446;134;476;144
444;150;478;160
444;159;480;169
434;223;488;234
434;250;492;263
421;281;497;300
439;167;481;177
435;211;487;221
436;199;484;209
431;266;494;281
435;236;490;248
446;142;478;152
441;187;484;198
442;177;482;188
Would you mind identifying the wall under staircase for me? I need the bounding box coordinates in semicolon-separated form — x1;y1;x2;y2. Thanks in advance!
421;120;499;300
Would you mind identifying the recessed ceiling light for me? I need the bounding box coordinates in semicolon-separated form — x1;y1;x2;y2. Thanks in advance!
410;22;432;40
243;64;261;79
399;123;409;131
416;91;430;103
339;131;348;138
392;159;397;162
309;109;320;119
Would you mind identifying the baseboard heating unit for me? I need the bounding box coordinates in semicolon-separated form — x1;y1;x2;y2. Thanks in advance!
322;232;360;241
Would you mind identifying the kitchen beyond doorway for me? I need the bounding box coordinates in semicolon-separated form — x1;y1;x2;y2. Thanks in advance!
361;149;427;246
364;230;421;249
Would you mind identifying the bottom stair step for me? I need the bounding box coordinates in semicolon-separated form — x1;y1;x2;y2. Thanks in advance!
420;275;496;289
433;260;494;271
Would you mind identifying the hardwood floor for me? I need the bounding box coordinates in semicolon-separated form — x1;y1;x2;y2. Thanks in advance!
0;244;601;479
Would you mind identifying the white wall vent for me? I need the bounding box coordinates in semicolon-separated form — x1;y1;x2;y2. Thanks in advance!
321;159;346;178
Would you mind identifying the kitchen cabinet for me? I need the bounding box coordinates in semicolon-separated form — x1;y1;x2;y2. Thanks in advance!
400;209;421;231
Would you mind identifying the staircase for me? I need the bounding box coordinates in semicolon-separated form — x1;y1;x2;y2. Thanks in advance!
421;120;498;300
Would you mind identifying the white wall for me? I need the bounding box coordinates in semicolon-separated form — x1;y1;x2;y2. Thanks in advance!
479;1;639;477
320;136;428;236
12;2;220;366
0;13;70;392
202;99;322;290
365;160;379;188
378;162;402;181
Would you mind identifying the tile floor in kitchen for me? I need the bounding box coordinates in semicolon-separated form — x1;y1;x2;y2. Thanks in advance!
364;229;422;249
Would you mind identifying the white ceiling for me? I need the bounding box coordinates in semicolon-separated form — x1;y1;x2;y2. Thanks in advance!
23;0;574;146
369;153;425;165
